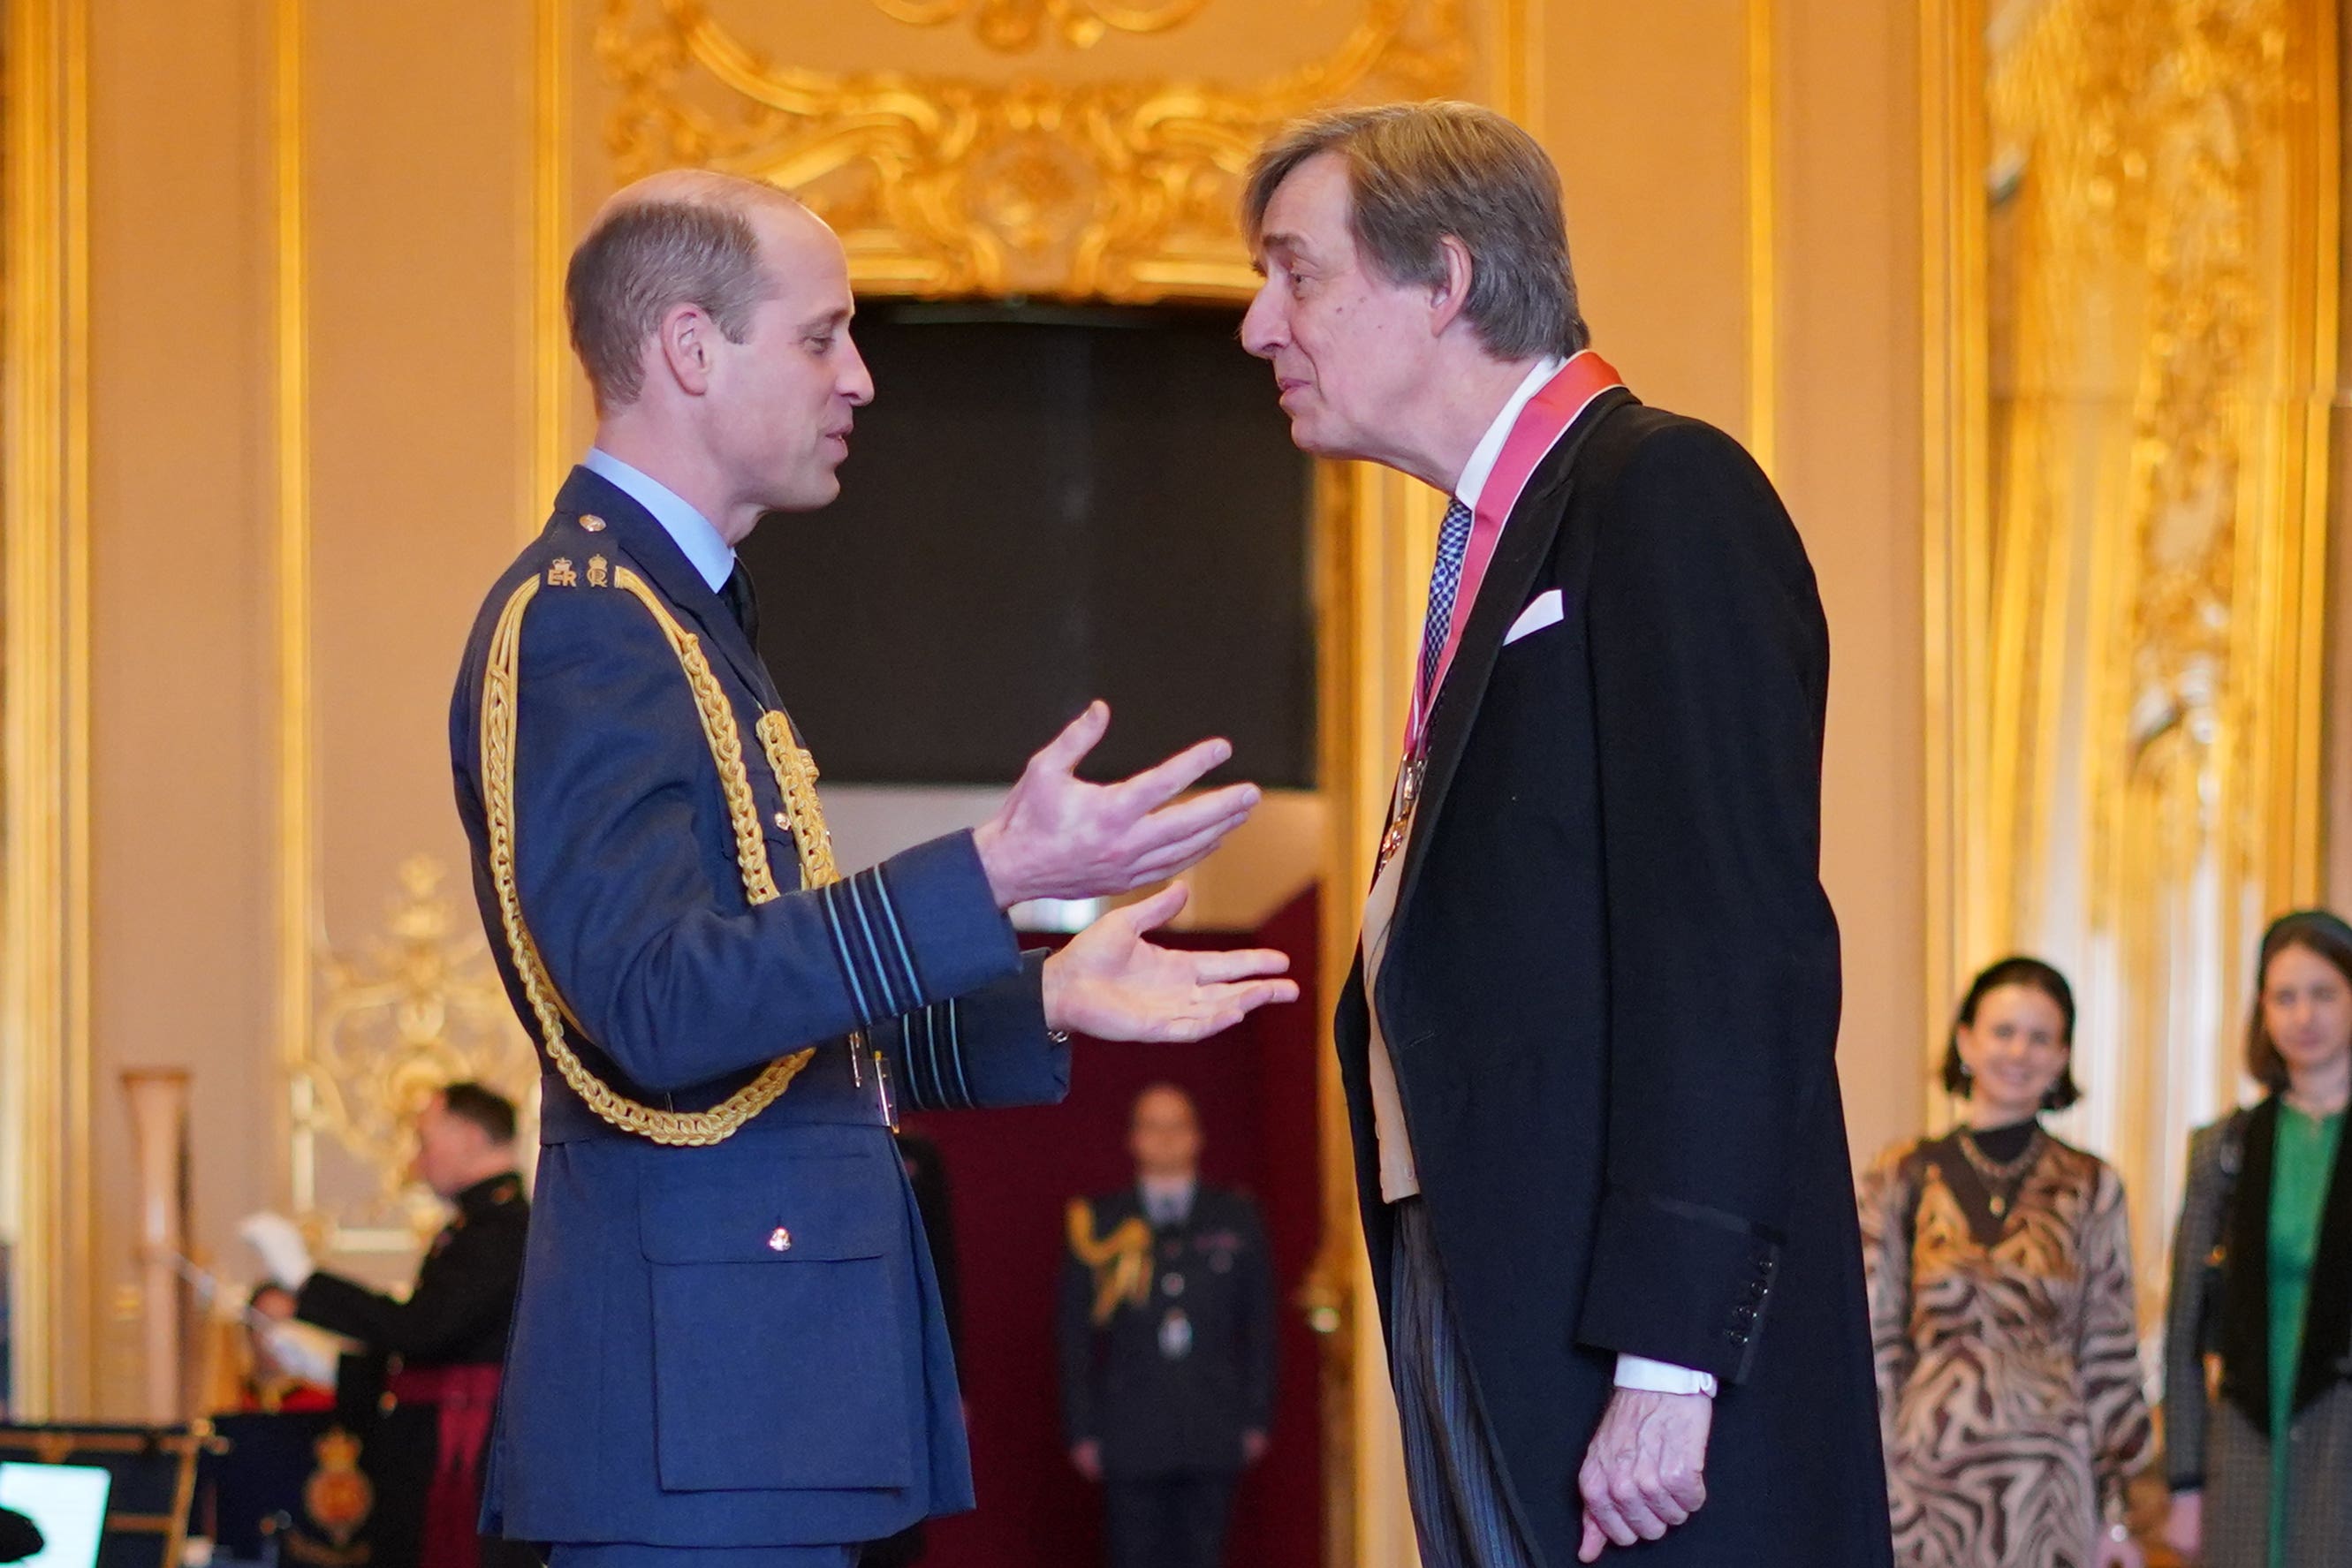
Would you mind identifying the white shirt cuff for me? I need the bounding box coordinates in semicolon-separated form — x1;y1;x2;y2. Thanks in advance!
1613;1354;1718;1398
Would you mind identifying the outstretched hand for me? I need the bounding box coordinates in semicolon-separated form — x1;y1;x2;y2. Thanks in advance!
1043;883;1297;1042
974;702;1261;909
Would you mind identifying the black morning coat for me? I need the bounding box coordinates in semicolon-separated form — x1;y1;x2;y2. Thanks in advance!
1338;390;1894;1565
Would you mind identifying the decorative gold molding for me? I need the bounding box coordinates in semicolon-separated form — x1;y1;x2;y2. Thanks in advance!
596;0;1467;301
1497;0;1540;127
868;0;1213;52
1744;0;1775;474
274;0;322;1216
1921;0;2338;1252
297;859;540;1249
528;0;573;526
1920;0;1989;1105
2;0;95;1420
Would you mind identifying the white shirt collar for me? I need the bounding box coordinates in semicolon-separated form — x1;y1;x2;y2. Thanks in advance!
1139;1175;1196;1217
1452;354;1570;511
582;447;736;594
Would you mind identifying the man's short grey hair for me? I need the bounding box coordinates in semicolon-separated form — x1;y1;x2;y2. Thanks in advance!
566;172;800;411
1242;102;1589;361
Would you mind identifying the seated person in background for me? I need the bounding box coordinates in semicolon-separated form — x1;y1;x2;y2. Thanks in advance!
241;1081;530;1568
1058;1083;1275;1568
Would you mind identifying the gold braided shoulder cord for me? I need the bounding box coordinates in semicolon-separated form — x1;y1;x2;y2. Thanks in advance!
1066;1200;1154;1325
482;569;821;1147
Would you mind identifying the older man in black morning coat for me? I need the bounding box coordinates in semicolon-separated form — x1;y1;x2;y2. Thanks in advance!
1240;103;1889;1567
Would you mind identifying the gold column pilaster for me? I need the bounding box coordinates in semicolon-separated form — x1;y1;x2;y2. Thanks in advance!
1919;0;1991;1112
1746;0;1776;474
274;0;322;1209
1315;460;1444;1568
2;0;95;1420
527;0;573;526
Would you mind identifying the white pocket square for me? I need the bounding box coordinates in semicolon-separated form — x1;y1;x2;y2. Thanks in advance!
1503;588;1564;645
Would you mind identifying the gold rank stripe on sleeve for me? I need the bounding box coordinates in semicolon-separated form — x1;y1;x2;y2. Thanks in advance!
480;565;838;1147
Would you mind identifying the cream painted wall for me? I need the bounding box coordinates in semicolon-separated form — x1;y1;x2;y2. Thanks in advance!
1529;0;1930;1163
84;0;277;1411
54;0;1930;1425
1778;0;1928;1162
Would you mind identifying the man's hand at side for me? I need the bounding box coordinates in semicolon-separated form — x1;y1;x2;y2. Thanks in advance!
1577;1388;1712;1561
1043;883;1296;1042
974;702;1260;908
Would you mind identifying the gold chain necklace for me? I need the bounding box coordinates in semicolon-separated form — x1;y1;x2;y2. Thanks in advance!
1955;1125;2045;1217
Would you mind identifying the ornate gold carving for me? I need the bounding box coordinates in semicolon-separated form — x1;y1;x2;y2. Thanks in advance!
867;0;1212;53
300;859;539;1241
1925;0;2334;1285
596;0;1467;299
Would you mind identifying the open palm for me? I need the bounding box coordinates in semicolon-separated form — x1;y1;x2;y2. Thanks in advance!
1043;883;1298;1042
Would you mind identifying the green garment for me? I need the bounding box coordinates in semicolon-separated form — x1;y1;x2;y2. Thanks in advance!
2266;1103;2343;1568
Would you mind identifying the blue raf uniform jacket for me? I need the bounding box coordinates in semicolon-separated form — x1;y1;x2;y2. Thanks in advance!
449;466;1070;1549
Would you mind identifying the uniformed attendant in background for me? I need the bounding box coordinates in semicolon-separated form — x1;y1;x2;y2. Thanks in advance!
1058;1084;1275;1568
241;1081;531;1568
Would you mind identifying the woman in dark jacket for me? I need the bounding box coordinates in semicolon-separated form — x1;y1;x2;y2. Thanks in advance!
2164;909;2352;1568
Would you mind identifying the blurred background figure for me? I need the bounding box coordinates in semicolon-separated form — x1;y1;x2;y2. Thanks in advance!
239;1081;531;1568
2164;910;2352;1568
1058;1083;1274;1568
1859;958;2152;1568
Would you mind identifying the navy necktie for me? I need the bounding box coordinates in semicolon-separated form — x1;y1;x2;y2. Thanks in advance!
1416;498;1475;714
721;564;760;648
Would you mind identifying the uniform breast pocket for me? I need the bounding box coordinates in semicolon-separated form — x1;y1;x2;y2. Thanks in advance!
640;1146;914;1491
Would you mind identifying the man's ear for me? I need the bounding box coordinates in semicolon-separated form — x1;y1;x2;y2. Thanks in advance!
1429;235;1475;336
655;302;716;396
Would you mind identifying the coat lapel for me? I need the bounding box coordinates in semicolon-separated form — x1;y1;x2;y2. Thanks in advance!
556;466;778;705
2295;1102;2352;1405
1388;389;1635;929
2220;1095;2280;1427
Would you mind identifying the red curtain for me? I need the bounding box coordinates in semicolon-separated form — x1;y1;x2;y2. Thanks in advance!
911;889;1324;1568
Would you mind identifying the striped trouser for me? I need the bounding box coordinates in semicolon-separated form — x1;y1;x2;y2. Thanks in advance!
1389;1196;1542;1568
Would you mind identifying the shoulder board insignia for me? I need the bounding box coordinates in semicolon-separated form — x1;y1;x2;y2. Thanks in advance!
588;555;610;588
578;513;607;532
547;557;578;588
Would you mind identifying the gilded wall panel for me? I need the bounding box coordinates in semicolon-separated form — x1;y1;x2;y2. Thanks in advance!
593;0;1464;300
1926;0;2336;1288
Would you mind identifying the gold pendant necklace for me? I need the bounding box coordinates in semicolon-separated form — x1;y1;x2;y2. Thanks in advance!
1956;1125;2044;1217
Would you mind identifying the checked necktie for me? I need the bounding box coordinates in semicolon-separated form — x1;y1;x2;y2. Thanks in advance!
1416;497;1475;711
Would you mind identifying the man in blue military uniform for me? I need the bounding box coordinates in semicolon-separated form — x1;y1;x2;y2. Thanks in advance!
450;169;1298;1567
1058;1084;1275;1568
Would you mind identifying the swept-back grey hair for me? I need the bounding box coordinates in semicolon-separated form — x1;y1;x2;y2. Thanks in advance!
1242;101;1589;361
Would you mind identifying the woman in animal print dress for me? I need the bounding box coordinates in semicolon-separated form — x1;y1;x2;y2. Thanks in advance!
1860;958;2153;1568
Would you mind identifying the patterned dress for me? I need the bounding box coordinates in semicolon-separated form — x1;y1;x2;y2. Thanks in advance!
1859;1128;2154;1568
